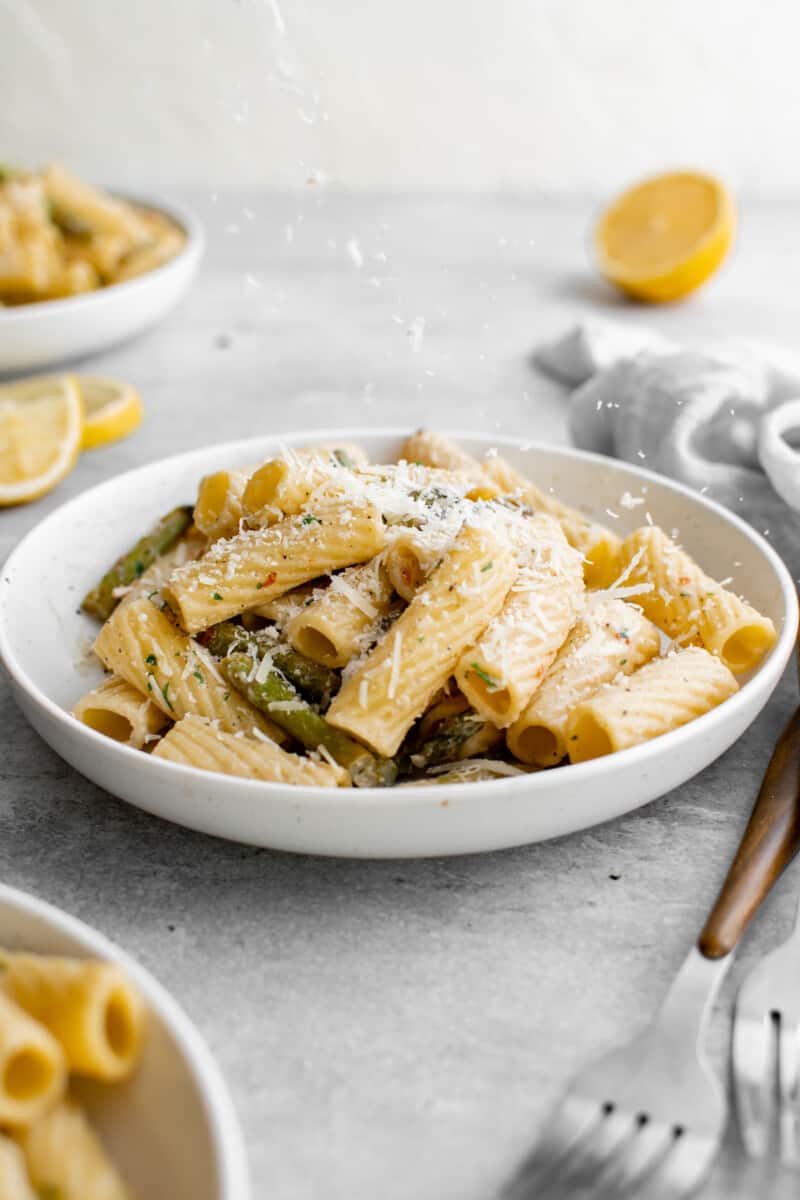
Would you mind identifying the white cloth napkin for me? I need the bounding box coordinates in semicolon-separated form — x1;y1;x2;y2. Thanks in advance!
535;319;800;576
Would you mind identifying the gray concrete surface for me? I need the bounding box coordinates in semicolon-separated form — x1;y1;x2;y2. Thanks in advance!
1;194;799;1199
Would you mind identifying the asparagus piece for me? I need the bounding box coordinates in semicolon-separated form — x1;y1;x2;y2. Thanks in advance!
224;652;396;787
203;622;338;707
82;505;193;621
400;712;488;774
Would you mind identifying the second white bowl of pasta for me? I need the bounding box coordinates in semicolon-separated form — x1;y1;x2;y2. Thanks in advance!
0;430;796;857
0;884;249;1198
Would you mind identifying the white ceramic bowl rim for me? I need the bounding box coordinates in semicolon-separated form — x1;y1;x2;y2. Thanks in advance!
0;882;250;1199
0;193;204;325
0;428;796;810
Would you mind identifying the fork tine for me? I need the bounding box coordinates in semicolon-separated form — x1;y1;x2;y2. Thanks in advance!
642;1131;718;1199
732;1011;773;1157
553;1108;636;1189
778;1016;800;1169
591;1120;674;1197
502;1095;599;1199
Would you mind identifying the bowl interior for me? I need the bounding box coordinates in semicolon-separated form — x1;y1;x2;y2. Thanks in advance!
0;886;232;1199
1;430;792;721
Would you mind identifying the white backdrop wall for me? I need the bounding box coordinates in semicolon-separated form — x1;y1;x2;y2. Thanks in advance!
2;0;799;194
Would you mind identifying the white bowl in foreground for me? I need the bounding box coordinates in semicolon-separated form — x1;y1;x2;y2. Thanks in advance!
0;883;249;1199
0;430;796;859
0;194;204;374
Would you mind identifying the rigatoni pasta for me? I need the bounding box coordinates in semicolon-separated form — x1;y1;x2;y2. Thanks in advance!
507;597;661;765
454;514;584;726
16;1098;130;1200
286;558;395;667
0;948;147;1195
163;500;386;632
0;951;145;1082
73;431;773;783
0;1134;37;1200
153;716;350;786
566;646;738;762
0;991;66;1127
72;675;169;748
327;524;517;756
92;596;287;743
617;526;777;672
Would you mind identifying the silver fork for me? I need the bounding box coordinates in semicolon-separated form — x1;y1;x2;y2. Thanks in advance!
733;706;800;1169
505;695;800;1200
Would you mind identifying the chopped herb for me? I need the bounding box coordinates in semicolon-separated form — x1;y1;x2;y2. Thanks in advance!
223;691;230;701
470;663;498;689
134;560;145;577
255;582;263;590
192;668;205;684
302;515;321;525
333;448;354;468
145;653;157;666
418;636;425;643
679;592;691;598
570;734;578;741
618;628;630;641
481;560;493;572
620;658;628;665
160;681;174;712
146;682;153;692
212;592;223;601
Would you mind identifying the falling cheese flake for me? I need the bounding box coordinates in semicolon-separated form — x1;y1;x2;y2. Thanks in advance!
407;317;426;353
346;238;364;269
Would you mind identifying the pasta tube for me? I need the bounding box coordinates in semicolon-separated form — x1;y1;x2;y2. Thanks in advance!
400;431;621;588
400;429;482;473
93;596;287;743
455;515;584;727
618;526;777;673
194;466;253;541
0;990;66;1126
72;675;169;748
327;523;517;757
43;163;149;242
481;455;622;589
224;653;396;786
0;952;144;1082
153;717;350;787
383;527;455;600
507;596;661;765
163;501;386;632
81;505;193;621
241;446;365;524
0;1134;37;1200
286;558;394;667
566;646;738;762
251;583;318;627
17;1098;130;1200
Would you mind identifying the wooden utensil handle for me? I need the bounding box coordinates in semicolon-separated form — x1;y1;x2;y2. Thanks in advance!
698;706;800;959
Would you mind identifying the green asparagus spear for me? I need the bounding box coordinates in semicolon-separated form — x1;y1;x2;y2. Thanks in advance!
399;712;488;774
203;622;338;707
82;505;193;622
224;652;396;787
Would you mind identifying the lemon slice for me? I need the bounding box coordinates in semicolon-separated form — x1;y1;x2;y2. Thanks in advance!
0;374;83;506
594;171;735;303
78;376;143;450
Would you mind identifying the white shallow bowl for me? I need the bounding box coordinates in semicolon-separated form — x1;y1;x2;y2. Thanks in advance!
0;883;249;1199
0;430;796;859
0;194;204;374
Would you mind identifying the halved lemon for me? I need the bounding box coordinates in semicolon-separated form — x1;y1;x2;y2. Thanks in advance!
594;171;735;303
78;376;143;450
0;374;83;506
